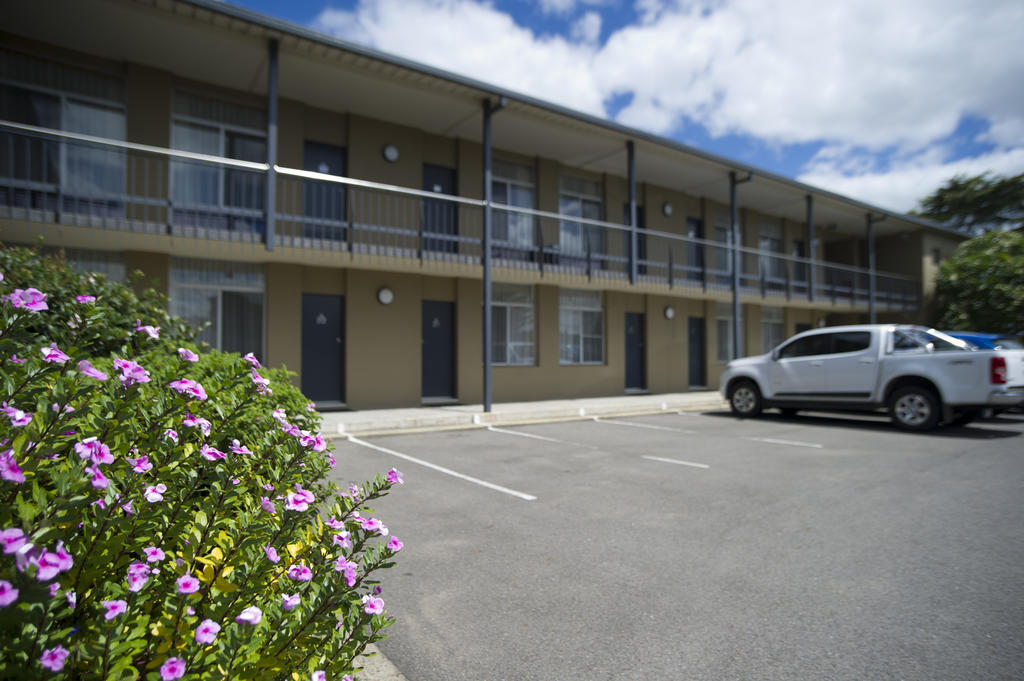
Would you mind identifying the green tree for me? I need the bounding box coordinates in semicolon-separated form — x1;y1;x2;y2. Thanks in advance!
930;229;1024;333
913;172;1024;235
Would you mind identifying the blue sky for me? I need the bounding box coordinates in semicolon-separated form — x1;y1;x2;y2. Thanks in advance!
226;0;1024;214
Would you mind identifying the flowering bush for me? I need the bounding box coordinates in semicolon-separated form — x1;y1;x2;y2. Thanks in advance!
0;247;403;680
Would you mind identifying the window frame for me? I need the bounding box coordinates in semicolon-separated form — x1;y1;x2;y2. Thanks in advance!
491;283;536;366
491;160;536;249
559;288;604;365
558;176;603;259
760;306;785;354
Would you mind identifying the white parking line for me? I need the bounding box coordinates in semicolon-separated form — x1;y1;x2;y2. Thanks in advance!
641;455;710;469
593;417;695;434
486;426;598;448
744;437;824;449
346;436;537;501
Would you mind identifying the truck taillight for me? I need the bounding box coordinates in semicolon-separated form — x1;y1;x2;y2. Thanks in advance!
990;356;1007;385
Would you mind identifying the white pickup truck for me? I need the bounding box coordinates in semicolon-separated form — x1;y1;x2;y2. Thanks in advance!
720;324;1024;431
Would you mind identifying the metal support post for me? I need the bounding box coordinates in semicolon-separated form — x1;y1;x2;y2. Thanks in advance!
265;39;278;251
482;96;506;413
729;170;753;359
805;194;815;302
627;140;638;285
866;213;886;323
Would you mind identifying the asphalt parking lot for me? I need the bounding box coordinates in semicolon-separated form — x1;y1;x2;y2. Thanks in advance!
327;409;1024;681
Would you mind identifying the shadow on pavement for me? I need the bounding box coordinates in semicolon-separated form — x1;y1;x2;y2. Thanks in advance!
701;409;1023;440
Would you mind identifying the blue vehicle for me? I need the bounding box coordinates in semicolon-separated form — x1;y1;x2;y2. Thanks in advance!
943;332;1023;350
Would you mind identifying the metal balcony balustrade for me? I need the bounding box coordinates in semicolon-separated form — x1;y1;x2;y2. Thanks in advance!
0;121;919;311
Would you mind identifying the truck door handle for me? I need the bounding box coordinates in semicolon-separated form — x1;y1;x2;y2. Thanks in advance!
859;358;874;364
810;361;823;367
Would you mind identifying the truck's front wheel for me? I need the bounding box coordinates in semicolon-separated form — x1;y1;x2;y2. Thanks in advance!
728;379;763;418
888;385;940;431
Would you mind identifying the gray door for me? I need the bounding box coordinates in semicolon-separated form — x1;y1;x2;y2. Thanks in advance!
625;312;646;390
422;164;457;253
422;300;456;399
301;294;344;403
688;316;706;387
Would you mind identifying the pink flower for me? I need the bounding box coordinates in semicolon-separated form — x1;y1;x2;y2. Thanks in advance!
178;347;199;362
287;564;312;582
235;605;262;625
86;463;110;490
75;437;114;465
325;516;344;530
0;450;25;483
9;287;48;313
250;368;271;394
243;352;261;368
75;295;96;304
306;402;316;413
359;517;387;536
113;358;151;385
65;590;76;609
300;431;327;452
0;579;18;607
182;413;211;437
271;408;287;423
128;455;153;473
3;403;32;427
362;595;385;615
264;545;280;563
144;483;167;503
285;484;315;512
77;360;108;381
260;497;276;514
195;618;221;644
332;532;352;550
200;445;225;462
127;562;151;592
169;378;208;401
40;342;70;365
9;354;25;364
334;557;358;587
176;574;200;594
102;599;128;620
229;439;252;455
135;320;160;339
387;537;404;552
164;429;178;444
39;646;69;672
160;657;186;681
121;500;134;515
386;468;404;485
312;672;326;681
144;546;165;563
282;593;300;611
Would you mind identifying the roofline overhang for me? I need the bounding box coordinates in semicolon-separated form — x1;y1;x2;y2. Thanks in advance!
169;0;962;239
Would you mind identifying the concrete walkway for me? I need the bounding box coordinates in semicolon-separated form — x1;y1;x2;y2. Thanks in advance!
321;390;729;438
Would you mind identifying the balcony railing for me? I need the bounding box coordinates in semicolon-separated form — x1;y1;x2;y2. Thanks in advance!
0;121;919;311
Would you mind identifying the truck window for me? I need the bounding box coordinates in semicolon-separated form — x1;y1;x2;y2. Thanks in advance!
830;331;871;354
778;334;829;359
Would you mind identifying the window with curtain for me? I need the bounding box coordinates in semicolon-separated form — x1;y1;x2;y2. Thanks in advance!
760;306;785;353
492;160;535;253
559;176;603;259
758;220;786;282
170;92;266;232
169;258;265;360
492;283;535;365
0;50;125;213
559;288;604;364
713;214;733;286
717;302;742;362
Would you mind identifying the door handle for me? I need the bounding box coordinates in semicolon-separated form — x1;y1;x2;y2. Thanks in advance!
810;361;823;367
859;358;874;364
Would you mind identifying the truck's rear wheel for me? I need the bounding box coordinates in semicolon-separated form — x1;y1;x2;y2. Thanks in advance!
888;386;940;431
728;380;763;418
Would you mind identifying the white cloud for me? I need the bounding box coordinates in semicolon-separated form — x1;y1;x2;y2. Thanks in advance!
799;147;1024;213
310;0;1024;206
571;11;602;44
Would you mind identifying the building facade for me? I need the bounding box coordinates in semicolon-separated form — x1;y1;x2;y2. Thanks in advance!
0;0;963;409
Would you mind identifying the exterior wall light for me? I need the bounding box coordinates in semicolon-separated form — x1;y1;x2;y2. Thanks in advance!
662;202;674;217
382;144;400;163
377;287;395;305
664;305;675;320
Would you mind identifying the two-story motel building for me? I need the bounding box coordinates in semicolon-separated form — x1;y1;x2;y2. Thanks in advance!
0;0;964;409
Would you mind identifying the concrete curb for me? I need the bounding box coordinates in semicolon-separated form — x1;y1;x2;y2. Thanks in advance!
357;643;408;681
327;397;728;438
